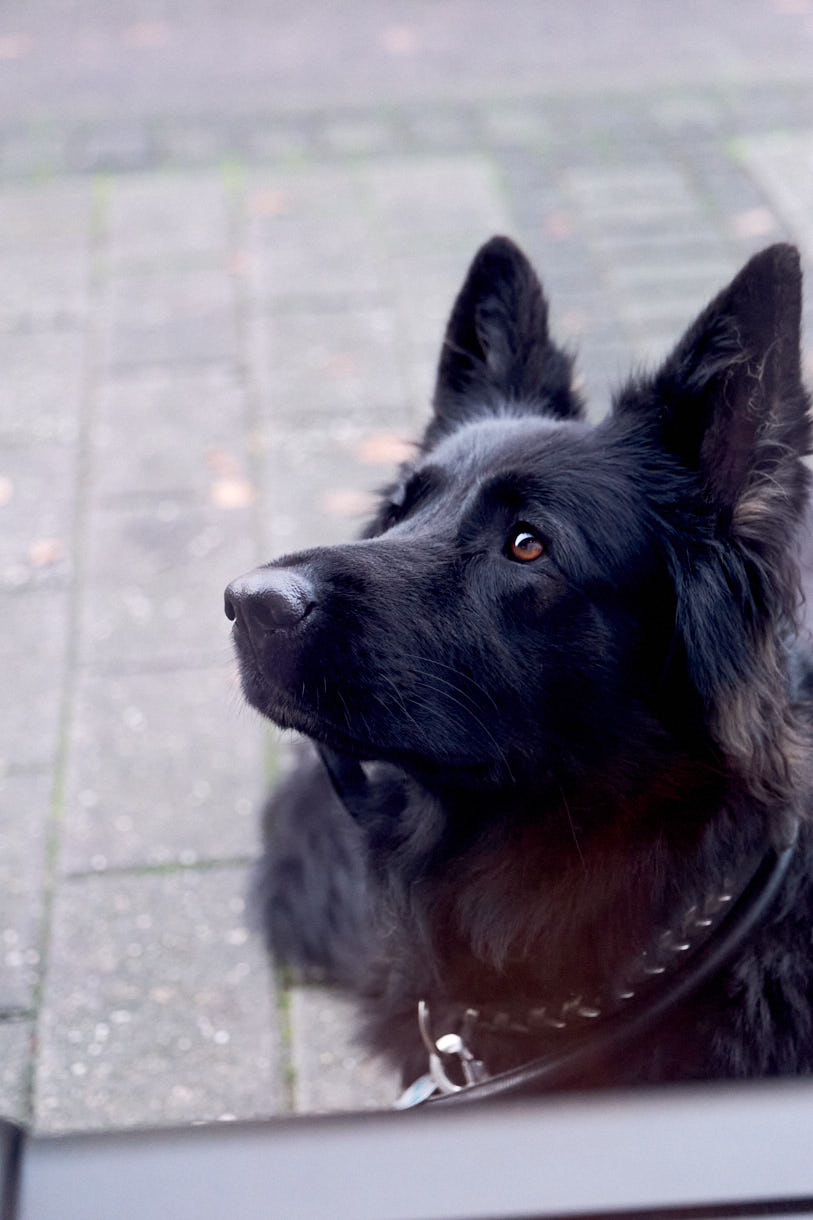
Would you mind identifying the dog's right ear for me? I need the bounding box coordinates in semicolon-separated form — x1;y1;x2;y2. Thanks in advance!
429;236;582;440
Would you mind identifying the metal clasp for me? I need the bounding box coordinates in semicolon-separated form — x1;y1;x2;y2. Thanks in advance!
417;999;487;1094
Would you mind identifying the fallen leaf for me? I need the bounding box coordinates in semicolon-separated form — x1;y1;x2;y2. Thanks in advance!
731;208;777;239
123;21;171;48
354;433;415;465
321;489;377;517
211;479;255;509
0;35;32;60
325;352;358;377
206;448;241;477
248;188;291;217
381;25;418;54
229;250;249;276
545;212;574;239
28;538;63;567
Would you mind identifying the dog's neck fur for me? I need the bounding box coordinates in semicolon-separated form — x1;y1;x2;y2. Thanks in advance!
361;735;778;1021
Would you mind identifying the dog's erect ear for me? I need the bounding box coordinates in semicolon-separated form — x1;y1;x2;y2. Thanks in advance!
618;244;810;528
619;246;811;798
429;236;582;438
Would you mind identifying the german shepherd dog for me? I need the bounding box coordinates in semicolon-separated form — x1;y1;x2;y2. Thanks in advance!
225;238;813;1095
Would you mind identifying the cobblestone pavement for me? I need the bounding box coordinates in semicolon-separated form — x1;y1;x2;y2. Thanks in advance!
1;1;813;1132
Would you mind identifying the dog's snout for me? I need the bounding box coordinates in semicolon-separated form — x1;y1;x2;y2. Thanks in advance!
224;567;316;638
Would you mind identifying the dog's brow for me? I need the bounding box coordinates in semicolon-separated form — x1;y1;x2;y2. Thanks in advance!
404;465;445;503
478;470;537;509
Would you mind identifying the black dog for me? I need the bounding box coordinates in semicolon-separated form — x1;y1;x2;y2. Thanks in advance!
225;237;813;1098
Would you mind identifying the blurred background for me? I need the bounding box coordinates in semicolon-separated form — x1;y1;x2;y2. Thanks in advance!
1;0;812;1132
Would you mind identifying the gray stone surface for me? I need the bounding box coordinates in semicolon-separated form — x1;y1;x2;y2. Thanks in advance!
103;268;238;371
35;868;281;1131
289;986;400;1114
0;589;69;773
246;165;385;304
739;132;813;263
107;172;230;270
0;773;51;1011
91;366;251;503
258;307;411;423
0;331;85;445
61;663;265;872
0;1021;33;1123
79;501;255;669
260;419;414;554
0;443;76;592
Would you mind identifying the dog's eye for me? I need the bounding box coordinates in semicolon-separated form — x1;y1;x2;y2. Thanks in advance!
507;528;545;563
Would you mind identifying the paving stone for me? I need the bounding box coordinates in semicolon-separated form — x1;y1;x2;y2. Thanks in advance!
79;501;256;669
72;123;153;174
0;443;75;592
606;257;738;294
551;289;630;349
0;181;92;253
649;90;726;139
245;165;384;303
2;127;68;179
289;986;400;1114
0;250;90;332
0;589;69;773
0;773;51;1011
258;305;411;425
483;102;552;147
362;156;507;254
322;115;394;157
241;122;316;163
156;120;230;167
103;269;238;371
0;1020;33;1123
92;366;250;503
405;107;479;150
260;418;414;553
61;663;265;872
566;164;697;210
738;132;813;262
722;81;813;134
36;867;282;1131
574;343;637;422
107;172;230;270
0;331;85;445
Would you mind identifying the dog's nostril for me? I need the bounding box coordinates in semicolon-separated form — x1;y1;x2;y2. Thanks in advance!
252;589;311;631
224;568;316;635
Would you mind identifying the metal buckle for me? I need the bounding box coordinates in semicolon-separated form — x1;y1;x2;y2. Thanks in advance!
417;1000;487;1094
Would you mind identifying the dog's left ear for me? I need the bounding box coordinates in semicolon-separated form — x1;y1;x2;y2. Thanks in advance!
429;236;583;440
619;246;811;796
618;243;810;531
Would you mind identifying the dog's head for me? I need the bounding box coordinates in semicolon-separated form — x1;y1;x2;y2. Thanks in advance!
226;238;810;797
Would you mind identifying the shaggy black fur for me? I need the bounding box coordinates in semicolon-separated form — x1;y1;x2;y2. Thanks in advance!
226;238;813;1090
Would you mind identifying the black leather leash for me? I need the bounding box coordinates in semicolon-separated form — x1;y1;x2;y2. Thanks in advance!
427;823;799;1104
316;743;799;1105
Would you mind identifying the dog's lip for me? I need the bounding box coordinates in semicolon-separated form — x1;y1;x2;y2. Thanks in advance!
233;641;383;759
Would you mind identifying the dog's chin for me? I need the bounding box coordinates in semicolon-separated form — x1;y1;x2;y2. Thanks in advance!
237;659;518;782
236;661;389;761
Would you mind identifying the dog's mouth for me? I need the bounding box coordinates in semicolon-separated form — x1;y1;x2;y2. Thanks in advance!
231;624;513;782
232;625;392;761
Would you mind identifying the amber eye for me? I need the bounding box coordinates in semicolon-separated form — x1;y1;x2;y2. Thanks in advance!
508;528;545;563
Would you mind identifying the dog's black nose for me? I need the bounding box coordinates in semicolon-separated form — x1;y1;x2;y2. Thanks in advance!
224;567;316;637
